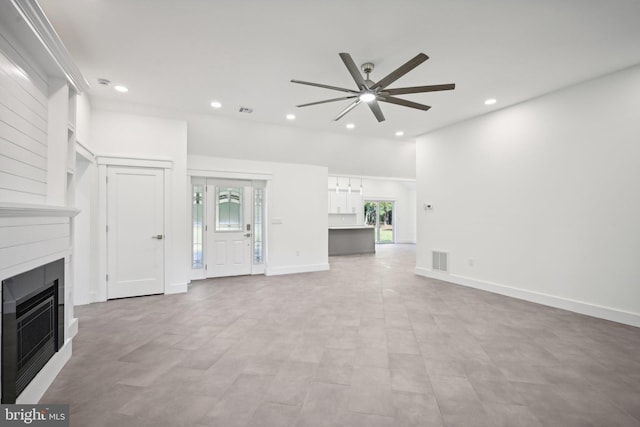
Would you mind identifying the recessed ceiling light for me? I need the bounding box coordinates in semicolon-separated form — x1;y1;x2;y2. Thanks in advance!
114;85;128;93
484;98;497;105
286;114;296;120
210;101;222;108
395;131;404;137
346;123;355;129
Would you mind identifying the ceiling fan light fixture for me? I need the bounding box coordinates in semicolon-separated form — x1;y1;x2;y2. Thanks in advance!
291;52;455;123
210;101;222;108
346;123;355;129
359;92;376;103
286;113;296;120
114;85;128;93
395;131;404;137
484;98;497;105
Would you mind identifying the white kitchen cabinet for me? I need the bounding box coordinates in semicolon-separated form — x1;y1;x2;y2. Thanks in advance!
328;190;348;213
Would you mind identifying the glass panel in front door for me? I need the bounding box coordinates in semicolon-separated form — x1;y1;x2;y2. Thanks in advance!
216;187;243;231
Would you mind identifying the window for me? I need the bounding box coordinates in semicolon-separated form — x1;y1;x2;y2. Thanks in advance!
253;187;264;264
216;187;243;231
192;184;204;268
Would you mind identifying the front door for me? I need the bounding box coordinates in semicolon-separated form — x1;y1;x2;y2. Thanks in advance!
206;180;252;277
107;166;165;299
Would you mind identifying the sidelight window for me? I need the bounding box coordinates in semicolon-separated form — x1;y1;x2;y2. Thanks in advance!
192;184;204;269
253;187;264;264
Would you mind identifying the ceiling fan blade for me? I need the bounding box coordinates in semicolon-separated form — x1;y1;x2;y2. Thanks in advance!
333;99;361;121
291;79;359;94
379;96;431;111
339;53;368;90
367;99;386;122
297;96;357;107
371;53;429;90
385;83;455;95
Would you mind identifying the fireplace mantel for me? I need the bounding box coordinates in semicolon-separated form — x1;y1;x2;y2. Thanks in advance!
0;202;80;218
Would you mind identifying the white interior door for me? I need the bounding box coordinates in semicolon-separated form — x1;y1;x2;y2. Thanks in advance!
107;166;164;299
206;180;252;277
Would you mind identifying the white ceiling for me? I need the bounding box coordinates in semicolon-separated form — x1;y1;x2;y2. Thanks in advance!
38;0;640;140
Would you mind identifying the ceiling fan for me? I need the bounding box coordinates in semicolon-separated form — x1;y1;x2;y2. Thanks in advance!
291;53;455;123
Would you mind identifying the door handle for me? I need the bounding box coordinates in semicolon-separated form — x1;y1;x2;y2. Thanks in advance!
152;234;164;240
244;233;251;237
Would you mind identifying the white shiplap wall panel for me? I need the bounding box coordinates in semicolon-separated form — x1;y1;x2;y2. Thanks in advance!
0;222;68;248
0;215;71;277
0;67;47;117
0;188;43;203
0;104;46;142
0;156;46;182
0;121;47;157
0;137;46;170
0;36;48;105
0;84;47;130
0;44;48;204
0;236;69;272
0;170;46;195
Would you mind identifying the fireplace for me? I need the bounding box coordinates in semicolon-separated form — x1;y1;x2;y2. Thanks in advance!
2;259;64;404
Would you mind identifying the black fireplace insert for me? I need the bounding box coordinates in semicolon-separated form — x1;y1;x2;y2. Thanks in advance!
2;258;64;403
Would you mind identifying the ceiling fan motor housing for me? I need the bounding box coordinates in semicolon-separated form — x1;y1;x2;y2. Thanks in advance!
361;62;374;75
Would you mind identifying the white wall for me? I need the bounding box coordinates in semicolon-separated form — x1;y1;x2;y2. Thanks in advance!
189;155;329;275
75;92;91;147
416;64;640;326
72;92;95;305
72;155;96;305
188;113;416;178
91;111;189;294
93;101;416;179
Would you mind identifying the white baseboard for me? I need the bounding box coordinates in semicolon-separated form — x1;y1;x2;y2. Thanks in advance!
68;317;78;339
165;282;188;294
16;339;72;404
266;263;330;276
415;267;640;328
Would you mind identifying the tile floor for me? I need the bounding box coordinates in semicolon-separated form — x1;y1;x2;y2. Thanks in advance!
41;245;640;426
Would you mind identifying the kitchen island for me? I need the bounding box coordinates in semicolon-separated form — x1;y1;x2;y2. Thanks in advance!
328;226;375;256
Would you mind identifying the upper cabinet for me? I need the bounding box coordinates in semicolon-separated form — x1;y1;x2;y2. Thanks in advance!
328;190;348;214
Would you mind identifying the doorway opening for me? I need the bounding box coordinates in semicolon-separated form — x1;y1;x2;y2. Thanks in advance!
191;178;266;279
364;200;394;244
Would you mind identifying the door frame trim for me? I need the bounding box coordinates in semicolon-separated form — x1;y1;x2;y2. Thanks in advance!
97;155;173;302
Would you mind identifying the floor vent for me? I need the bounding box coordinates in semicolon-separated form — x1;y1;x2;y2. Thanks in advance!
432;251;449;273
